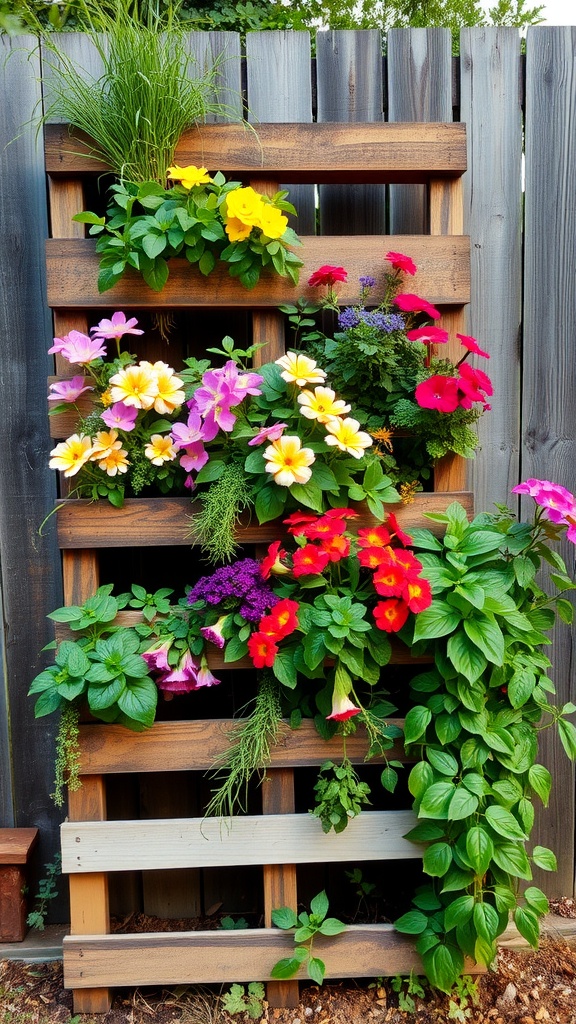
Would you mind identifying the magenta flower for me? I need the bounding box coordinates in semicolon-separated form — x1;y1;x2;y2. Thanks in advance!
457;333;490;359
90;311;144;340
156;650;199;693
512;479;576;526
394;293;441;320
170;412;206;450
457;363;493;407
248;422;288;446
48;376;94;403
200;615;228;649
101;401;139;431
142;638;173;672
415;375;460;413
196;656;222;689
179;442;209;474
406;326;449;345
385;250;417;276
48;330;107;365
218;360;263;402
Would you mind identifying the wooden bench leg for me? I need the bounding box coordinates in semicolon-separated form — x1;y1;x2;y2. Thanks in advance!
262;767;299;1009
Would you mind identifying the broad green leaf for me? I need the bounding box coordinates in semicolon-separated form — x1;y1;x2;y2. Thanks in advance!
447;632;487;683
408;762;434;801
419;782;456;819
508;668;536;708
272;649;298;689
493;885;516;912
427;748;459;777
404;821;445;843
255;485;286;524
270;951;307;978
466;826;494;876
528;764;552;806
462;773;490;796
423;842;453;877
441;866;475;893
463;616;505;666
448;787;479;821
403;705;432;745
558;717;576;760
492;841;532;880
435;714;462;745
531;846;557;872
422;942;463;994
443;895;474;933
473;901;500;943
308;957;326;986
485;805;528;842
412;600;462;641
394;910;429;934
34;689;63;717
523;887;549;916
514;906;540;948
310;890;329;920
319;917;346;936
117;677;157;727
271;906;298;929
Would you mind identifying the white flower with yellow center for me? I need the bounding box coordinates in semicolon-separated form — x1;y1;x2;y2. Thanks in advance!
148;361;185;415
264;435;315;487
144;434;177;466
49;434;94;477
98;447;129;476
275;352;327;387
298;385;351;424
109;363;159;410
324;417;373;459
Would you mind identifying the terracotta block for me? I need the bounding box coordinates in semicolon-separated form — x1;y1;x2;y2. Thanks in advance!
0;865;27;941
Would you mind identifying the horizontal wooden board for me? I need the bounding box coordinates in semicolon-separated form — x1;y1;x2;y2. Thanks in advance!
61;810;420;873
75;719;412;775
45;236;470;309
55;492;473;548
45;122;467;181
0;828;38;865
63;924;431;987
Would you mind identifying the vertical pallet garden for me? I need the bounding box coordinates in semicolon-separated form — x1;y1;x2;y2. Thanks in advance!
44;119;474;1013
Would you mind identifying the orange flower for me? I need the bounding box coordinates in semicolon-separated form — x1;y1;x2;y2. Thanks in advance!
259;599;299;640
373;599;409;633
403;578;432;613
247;631;278;668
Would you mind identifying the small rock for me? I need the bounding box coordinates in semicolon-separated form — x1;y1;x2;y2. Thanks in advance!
292;1017;301;1024
531;988;540;999
304;1010;313;1018
314;1007;322;1014
499;982;518;1005
519;1017;535;1024
535;1009;550;1021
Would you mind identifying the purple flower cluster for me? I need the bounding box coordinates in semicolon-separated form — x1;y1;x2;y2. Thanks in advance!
187;558;274;622
338;308;406;333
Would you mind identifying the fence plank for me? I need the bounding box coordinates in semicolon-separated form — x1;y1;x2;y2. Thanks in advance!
41;32;106;122
388;28;453;234
523;26;576;896
460;27;523;509
316;31;385;234
187;31;243;121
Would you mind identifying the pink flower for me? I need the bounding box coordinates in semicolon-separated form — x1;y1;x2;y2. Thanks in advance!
415;375;460;413
512;479;576;528
90;311;144;340
156;650;199;693
327;693;362;722
100;402;139;431
196;657;221;689
142;639;173;672
385;251;417;275
179;442;209;474
200;615;228;649
248;423;288;446
457;333;490;359
48;331;107;365
406;327;449;345
394;294;441;320
457;363;493;407
308;265;348;287
48;376;94;403
171;412;207;450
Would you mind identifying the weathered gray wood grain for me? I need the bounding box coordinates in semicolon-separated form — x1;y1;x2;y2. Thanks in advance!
0;36;65;914
246;31;315;234
387;28;453;234
41;32;107;122
187;32;243;121
460;28;523;508
523;26;576;896
316;31;385;234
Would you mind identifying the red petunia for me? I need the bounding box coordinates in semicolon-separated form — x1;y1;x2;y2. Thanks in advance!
292;544;331;577
391;548;423;580
283;510;319;535
323;507;359;519
358;546;389;569
247;631;278;668
385;251;417;276
260;539;288;579
308;265;348;287
403;578;433;613
373;563;407;597
457;333;490;359
304;515;347;540
385;512;413;547
415;375;460;413
394;293;441;319
321;534;351;562
406;326;449;345
357;525;391;549
373;599;410;633
259;598;299;640
457;363;493;406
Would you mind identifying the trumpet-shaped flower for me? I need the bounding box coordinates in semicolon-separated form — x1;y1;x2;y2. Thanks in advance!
109;363;159;410
167;164;212;189
200;615;228;649
196;656;221;689
48;330;107;365
457;333;490;359
100;402;138;432
327;693;362;722
264;435;315;487
298;386;351;424
394;293;441;319
149;361;185;415
49;434;94;476
142;638;173;672
275;352;327;387
144;434;177;466
260;540;290;578
512;479;576;527
90;311;144;341
324;416;372;458
48;376;94;403
157;650;199;693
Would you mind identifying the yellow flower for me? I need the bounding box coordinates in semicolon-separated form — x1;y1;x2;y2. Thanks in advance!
258;204;288;240
167;164;212;189
224;216;253;242
98;447;129;476
264;435;315;487
49;434;94;477
144;434;177;466
109;363;158;410
324;417;373;459
275;352;327;387
298;386;351;424
100;388;113;407
149;361;185;415
90;429;121;461
225;186;265;227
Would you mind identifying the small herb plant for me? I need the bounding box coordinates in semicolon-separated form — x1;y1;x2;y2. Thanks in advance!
391;971;427;1013
26;855;61;931
221;982;265;1018
311;757;371;833
271;891;346;985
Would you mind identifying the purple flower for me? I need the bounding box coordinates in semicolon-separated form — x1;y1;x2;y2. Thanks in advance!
90;311;144;340
248;422;288;446
156;650;199;693
359;275;376;288
142;638;173;672
48;330;107;365
188;559;274;622
101;401;139;431
196;656;221;688
200;615;228;649
48;376;94;403
179;443;209;474
359;311;405;332
338;308;360;329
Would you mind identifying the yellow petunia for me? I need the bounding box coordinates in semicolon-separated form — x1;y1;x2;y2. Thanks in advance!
144;434;177;466
263;435;315;487
275;352;327;387
109;363;159;410
258;204;288;240
49;434;94;477
167;164;212;189
225;186;265;227
298;386;351;424
149;361;185;415
224;216;253;242
324;417;373;459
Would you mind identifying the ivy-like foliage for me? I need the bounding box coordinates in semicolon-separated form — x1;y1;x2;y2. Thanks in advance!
395;501;576;992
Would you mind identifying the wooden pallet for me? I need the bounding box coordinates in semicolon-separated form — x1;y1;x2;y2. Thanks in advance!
44;118;471;1012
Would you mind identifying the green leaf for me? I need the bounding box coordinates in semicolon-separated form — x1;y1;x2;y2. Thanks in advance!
319;917;346;936
289;479;324;512
117;677;157;727
514;906;540;948
272;649;298;689
34;689;63;717
419;782;456;819
492;841;532;880
443;895;475;933
485;805;528;842
465;826;494;876
310;890;329;920
448;787;479;821
199;249;216;276
463;616;505;666
531;846;557;872
308;957;326;986
508;668;536;708
528;764;552;806
380;766;399;793
473;901;500;943
403;705;432;745
558;717;576;760
412;601;462;641
271;906;298;929
404;821;446;843
408;763;434;804
435;714;462;746
270;950;307;979
427;748;459;777
422;942;463;994
423;842;453;877
394;910;429;934
447;632;487;683
523;887;549;916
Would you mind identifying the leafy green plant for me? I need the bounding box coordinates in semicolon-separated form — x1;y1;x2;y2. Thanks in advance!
447;975;480;1021
26;855;61;931
271;891;346;985
221;982;265;1018
395;496;576;992
311;758;371;833
219;915;249;929
390;971;427;1013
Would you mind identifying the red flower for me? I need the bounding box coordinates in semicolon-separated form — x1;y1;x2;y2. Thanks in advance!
292;544;331;577
358;546;389;569
394;293;441;319
415;375;460;413
385;512;413;547
321;533;351;562
357;525;391;549
327;694;362;721
403;578;432;613
260;539;289;579
457;363;493;405
283;510;319;535
259;598;299;640
308;265;348;287
247;631;278;668
385;251;417;276
373;599;409;633
304;515;347;540
406;326;449;345
391;548;423;580
323;507;359;519
373;563;407;597
457;333;490;359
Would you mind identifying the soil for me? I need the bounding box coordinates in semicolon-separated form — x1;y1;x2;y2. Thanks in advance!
3;935;576;1024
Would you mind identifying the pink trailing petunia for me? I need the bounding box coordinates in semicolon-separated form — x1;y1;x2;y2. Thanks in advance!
156;650;199;693
48;376;94;403
308;265;348;287
100;402;139;431
90;311;144;341
179;442;209;474
385;251;417;276
196;656;222;688
512;479;576;528
48;331;107;365
394;293;441;319
248;422;288;446
171;412;208;450
142;638;173;672
406;326;449;345
415;375;460;413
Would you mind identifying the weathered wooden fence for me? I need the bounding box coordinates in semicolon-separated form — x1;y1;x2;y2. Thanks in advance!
0;26;575;920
